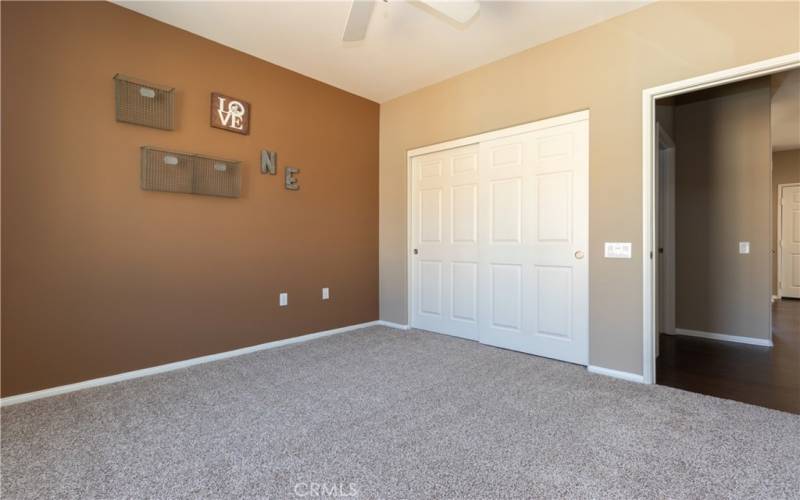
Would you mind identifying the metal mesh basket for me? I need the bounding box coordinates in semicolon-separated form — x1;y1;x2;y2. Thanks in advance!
115;74;175;130
141;147;241;198
140;148;193;194
193;156;241;198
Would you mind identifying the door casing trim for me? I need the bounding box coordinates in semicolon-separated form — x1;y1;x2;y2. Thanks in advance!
641;52;800;384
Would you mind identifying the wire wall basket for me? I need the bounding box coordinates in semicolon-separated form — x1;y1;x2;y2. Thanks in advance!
141;147;241;198
115;74;175;130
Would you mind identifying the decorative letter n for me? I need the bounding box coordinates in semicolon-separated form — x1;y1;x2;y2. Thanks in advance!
261;150;277;175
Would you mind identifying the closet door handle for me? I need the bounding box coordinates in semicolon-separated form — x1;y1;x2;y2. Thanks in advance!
574;250;584;260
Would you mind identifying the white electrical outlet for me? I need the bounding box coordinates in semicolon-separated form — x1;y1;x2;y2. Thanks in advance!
322;287;330;300
279;292;288;306
739;241;750;254
604;242;632;259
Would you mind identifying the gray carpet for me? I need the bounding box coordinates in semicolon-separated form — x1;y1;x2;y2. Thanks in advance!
2;326;799;499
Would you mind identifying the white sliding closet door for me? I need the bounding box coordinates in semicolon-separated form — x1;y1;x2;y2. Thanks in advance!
411;145;480;340
478;120;588;365
410;112;588;365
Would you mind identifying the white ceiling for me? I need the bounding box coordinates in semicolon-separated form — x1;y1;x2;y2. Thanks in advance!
771;69;800;152
116;1;649;103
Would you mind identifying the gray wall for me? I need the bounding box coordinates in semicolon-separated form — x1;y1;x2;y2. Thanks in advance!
656;97;676;138
773;149;800;294
674;78;772;340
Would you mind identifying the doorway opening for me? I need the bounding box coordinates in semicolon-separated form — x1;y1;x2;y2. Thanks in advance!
645;61;800;413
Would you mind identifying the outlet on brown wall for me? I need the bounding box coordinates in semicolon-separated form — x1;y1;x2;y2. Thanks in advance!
0;1;379;397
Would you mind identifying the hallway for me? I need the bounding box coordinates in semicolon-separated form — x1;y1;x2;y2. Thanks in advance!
657;299;800;414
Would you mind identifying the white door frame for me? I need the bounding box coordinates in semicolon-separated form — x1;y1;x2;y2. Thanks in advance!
406;109;589;336
641;52;800;384
777;182;800;298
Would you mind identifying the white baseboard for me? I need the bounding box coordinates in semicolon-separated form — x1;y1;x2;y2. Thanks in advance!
376;320;411;330
772;295;780;302
587;365;645;384
673;328;773;347
0;320;382;408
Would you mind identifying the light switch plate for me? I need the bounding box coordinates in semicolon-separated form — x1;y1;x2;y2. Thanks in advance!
322;287;330;300
739;241;750;254
604;242;632;259
279;292;288;306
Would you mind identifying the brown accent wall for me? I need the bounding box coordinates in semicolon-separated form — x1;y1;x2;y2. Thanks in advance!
674;78;772;340
1;2;379;397
773;149;800;294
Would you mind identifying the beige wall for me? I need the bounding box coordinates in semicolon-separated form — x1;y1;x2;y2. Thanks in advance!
674;79;772;340
1;2;379;397
773;149;800;294
379;1;800;374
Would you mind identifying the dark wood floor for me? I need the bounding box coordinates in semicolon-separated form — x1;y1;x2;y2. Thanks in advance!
657;298;800;414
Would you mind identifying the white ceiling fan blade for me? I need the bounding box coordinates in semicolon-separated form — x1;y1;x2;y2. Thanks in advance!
418;0;480;24
342;0;376;42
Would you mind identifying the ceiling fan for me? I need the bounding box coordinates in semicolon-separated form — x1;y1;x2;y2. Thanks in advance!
343;0;480;42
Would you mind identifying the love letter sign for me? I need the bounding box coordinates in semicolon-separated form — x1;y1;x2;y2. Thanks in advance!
211;92;250;135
